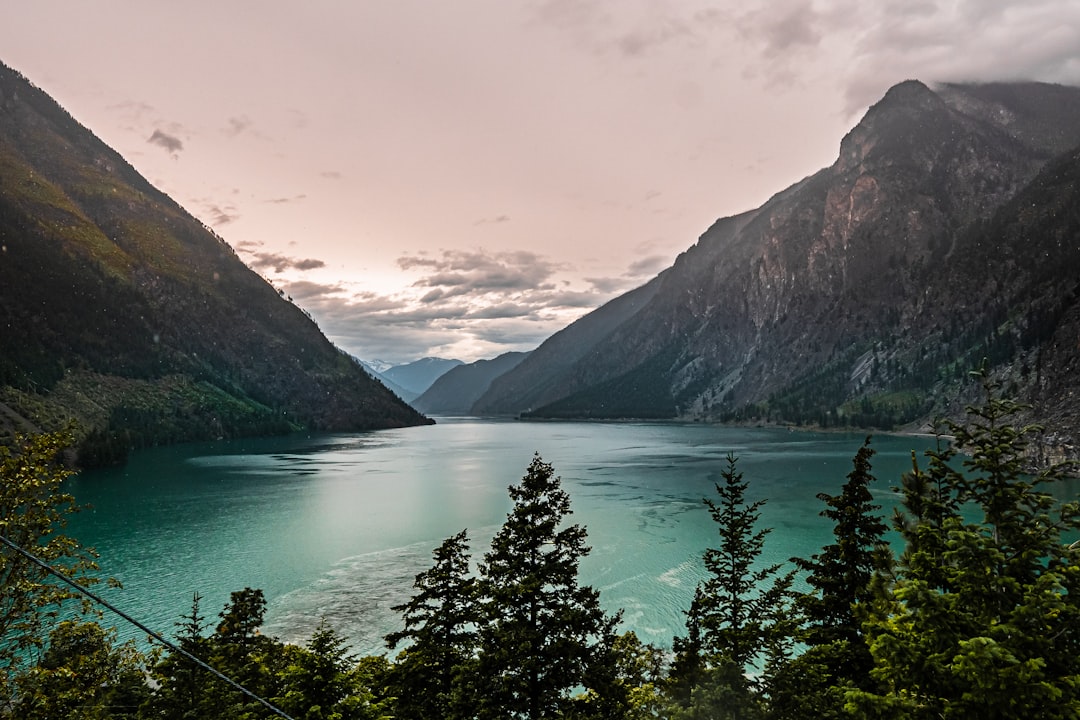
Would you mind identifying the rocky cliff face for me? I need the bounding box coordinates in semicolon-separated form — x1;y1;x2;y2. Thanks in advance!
474;80;1080;461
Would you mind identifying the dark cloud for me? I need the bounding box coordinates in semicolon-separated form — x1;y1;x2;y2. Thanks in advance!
267;194;307;204
206;204;238;225
225;115;253;136
399;249;563;294
245;251;326;274
625;254;668;277
147;128;183;154
473;214;511;225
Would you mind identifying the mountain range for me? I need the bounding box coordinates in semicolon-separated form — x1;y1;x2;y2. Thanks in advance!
0;61;431;465
464;80;1080;464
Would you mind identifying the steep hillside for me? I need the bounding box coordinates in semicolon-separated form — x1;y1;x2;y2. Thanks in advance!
414;351;529;415
476;80;1080;461
0;62;430;464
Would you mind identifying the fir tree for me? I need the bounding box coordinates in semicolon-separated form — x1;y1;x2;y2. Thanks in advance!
850;372;1080;719
386;530;478;720
773;438;890;718
473;454;622;720
669;452;795;717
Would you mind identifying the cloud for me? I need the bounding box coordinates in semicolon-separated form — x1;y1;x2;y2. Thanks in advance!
267;194;307;204
473;214;511;225
245;251;327;274
399;249;564;294
147;128;183;154
266;247;642;363
206;204;238;225
320;170;343;180
225;115;253;137
840;0;1080;113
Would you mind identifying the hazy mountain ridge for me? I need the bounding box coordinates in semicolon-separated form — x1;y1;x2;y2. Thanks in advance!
0;61;431;464
413;351;530;415
475;80;1080;462
381;357;464;400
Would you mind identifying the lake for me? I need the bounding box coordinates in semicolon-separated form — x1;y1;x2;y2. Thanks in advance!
66;419;942;656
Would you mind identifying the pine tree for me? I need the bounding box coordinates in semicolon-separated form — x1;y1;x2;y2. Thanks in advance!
146;592;215;719
473;454;622;720
386;530;478;720
849;373;1080;719
668;452;795;717
773;438;890;718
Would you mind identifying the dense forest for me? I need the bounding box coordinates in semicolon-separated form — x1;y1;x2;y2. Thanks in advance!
1;372;1078;719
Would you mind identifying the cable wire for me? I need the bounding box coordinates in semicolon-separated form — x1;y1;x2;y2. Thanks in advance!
0;533;297;720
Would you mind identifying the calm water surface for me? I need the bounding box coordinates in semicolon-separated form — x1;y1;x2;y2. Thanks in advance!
66;419;941;655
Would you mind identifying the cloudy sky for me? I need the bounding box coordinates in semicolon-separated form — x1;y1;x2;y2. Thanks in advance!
3;1;1079;364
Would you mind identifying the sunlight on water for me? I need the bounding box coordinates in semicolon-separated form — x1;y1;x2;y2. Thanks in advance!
67;420;945;656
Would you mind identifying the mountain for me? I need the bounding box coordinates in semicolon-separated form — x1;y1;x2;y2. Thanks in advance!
353;357;415;402
473;80;1080;462
381;357;464;400
413;351;530;415
0;61;431;465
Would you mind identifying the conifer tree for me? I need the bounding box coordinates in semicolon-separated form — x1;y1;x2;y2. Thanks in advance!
145;592;215;719
773;439;890;718
849;373;1080;719
668;453;795;717
473;454;621;720
386;530;478;720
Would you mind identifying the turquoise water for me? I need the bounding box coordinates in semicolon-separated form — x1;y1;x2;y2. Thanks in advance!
65;420;941;655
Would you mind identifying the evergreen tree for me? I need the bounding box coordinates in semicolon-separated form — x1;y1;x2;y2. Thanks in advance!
386;530;478;720
473;454;622;720
773;438;890;718
145;592;216;720
277;622;388;720
849;373;1080;719
668;452;795;717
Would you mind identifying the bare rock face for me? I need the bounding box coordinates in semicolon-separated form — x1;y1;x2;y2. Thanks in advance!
475;80;1080;458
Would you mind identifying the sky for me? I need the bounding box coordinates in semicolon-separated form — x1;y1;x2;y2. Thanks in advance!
3;1;1079;365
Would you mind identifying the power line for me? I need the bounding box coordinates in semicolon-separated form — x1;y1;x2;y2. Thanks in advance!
0;533;297;720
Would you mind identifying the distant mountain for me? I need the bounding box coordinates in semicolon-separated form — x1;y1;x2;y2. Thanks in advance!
0;61;431;465
353;357;414;402
414;352;530;415
381;357;463;400
475;80;1080;464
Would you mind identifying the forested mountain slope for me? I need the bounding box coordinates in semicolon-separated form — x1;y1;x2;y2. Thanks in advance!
0;61;430;465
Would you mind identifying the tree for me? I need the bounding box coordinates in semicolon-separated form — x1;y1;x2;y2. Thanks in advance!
668;452;795;717
0;431;103;702
144;592;216;720
385;530;478;720
204;587;287;719
473;454;622;720
12;619;149;720
849;373;1080;719
277;621;389;720
774;438;890;718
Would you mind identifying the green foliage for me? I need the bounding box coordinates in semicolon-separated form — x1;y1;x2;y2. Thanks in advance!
0;430;103;696
775;438;890;718
12;620;149;720
669;453;796;714
474;454;623;719
385;530;478;720
849;372;1080;719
